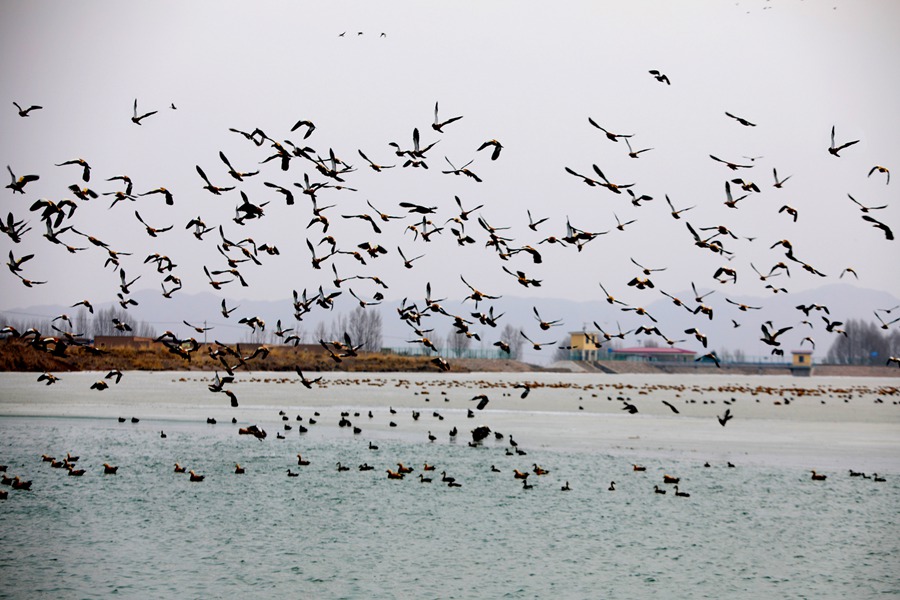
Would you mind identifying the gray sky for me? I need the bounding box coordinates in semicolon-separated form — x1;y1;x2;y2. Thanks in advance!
2;0;899;355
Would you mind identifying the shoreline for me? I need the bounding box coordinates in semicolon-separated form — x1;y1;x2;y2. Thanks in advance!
1;340;898;377
2;370;899;473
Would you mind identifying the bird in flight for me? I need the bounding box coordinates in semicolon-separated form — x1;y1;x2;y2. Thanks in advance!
587;118;633;142
13;102;42;117
132;99;158;125
196;166;235;196
828;125;859;157
6;165;39;194
665;195;694;220
648;69;670;85
717;408;733;427
624;138;653;159
772;168;792;188
432;102;463;133
847;194;887;213
710;155;753;170
861;215;894;240
290;119;316;139
55;158;91;182
661;400;680;414
725;111;756;127
867;165;890;184
357;149;395;172
476;139;503;161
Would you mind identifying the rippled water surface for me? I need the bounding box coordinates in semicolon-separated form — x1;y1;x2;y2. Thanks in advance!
1;371;899;599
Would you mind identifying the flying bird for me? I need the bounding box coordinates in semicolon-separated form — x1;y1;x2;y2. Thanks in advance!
661;400;680;414
665;195;694;219
442;158;482;182
13;102;42;117
476;139;503;160
470;395;490;410
723;180;749;208
828;125;859;157
219;151;259;181
196;165;235;195
6;250;34;273
587;118;633;142
6;166;39;194
772;168;792;188
139;187;174;206
290;119;316;139
624;138;653;159
55;158;91;182
847;194;887;213
432;102;463;133
648;69;670;85
725;111;756;127
778;205;799;222
131;98;158;125
861;215;894;240
134;211;173;237
761;322;792;346
696;352;721;368
717;408;733;426
710;155;753;170
357;149;395;172
867;165;890;184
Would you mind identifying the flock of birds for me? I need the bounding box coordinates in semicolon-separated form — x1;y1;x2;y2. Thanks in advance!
3;374;894;500
3;81;898;384
1;62;898;497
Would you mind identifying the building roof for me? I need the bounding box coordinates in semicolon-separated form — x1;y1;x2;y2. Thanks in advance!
611;347;696;355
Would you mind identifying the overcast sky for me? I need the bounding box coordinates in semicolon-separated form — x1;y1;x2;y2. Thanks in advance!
2;0;899;355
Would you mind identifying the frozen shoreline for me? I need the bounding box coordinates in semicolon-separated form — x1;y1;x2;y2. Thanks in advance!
2;370;899;473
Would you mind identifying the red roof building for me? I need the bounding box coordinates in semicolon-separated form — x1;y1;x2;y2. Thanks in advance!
609;346;696;362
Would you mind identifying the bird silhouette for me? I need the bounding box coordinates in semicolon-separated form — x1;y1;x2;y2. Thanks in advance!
13;101;42;117
131;99;157;125
717;408;733;426
828;125;859;156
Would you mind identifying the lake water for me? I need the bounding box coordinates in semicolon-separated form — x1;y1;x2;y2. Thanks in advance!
1;371;899;599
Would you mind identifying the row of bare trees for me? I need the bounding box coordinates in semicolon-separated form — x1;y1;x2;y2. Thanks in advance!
1;307;156;340
312;307;383;352
825;319;900;365
445;324;524;358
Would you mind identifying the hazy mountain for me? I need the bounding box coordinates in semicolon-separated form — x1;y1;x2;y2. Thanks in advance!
2;283;896;365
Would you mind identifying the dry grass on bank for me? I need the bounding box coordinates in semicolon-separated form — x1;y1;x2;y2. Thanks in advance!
0;340;544;374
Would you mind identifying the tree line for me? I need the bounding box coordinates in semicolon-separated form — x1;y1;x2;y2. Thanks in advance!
0;307;157;340
825;318;900;365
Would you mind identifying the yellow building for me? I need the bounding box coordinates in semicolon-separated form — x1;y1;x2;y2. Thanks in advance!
792;350;812;367
790;350;813;376
568;331;605;361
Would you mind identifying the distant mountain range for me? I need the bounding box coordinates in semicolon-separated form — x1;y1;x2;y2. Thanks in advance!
3;283;897;365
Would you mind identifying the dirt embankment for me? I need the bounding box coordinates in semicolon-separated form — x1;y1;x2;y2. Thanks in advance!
0;339;545;374
2;340;896;376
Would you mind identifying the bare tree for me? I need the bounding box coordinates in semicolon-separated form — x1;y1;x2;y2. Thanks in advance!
552;336;572;362
826;319;895;365
91;307;155;338
243;324;270;345
446;330;471;357
313;320;329;343
327;313;349;343
499;323;523;359
347;307;382;352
